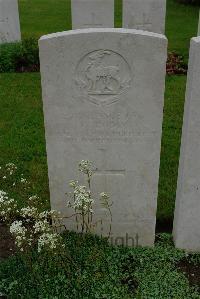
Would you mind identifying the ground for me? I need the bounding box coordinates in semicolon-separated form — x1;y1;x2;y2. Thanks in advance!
0;0;200;298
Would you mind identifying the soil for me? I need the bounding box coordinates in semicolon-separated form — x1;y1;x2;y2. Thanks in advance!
156;219;173;233
0;222;16;261
16;64;40;73
177;258;200;288
166;52;187;75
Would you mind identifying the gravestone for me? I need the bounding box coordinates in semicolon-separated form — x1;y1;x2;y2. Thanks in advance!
71;0;114;29
123;0;166;34
39;28;167;247
198;10;200;36
173;37;200;252
0;0;21;44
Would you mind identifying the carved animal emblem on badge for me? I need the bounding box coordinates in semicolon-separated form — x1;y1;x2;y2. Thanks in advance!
74;50;132;106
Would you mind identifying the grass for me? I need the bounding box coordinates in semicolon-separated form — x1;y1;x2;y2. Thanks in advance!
0;73;49;209
0;73;186;222
157;75;186;221
166;0;199;60
18;0;72;39
0;232;199;298
18;0;199;59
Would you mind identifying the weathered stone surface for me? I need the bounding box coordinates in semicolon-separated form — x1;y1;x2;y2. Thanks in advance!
0;0;21;43
39;28;167;247
123;0;166;34
71;0;114;29
173;37;200;252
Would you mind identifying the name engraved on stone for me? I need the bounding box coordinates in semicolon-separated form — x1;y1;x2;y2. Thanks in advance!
61;109;149;143
74;49;132;106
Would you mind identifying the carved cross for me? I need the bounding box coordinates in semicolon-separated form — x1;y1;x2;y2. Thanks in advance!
130;13;152;30
94;148;125;190
84;12;102;27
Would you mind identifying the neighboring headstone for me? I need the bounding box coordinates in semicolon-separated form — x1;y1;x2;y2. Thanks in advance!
197;10;200;36
173;37;200;252
39;28;167;247
123;0;166;34
0;0;21;44
71;0;114;29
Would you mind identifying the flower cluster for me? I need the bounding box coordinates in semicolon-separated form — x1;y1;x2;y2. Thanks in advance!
10;220;31;251
33;219;51;234
20;175;28;184
1;163;17;179
5;163;17;176
0;162;65;255
9;206;64;253
0;190;17;221
28;195;39;205
38;232;64;253
100;192;111;208
79;160;92;177
21;206;38;219
67;160;112;235
0;162;29;191
69;183;94;213
100;192;110;201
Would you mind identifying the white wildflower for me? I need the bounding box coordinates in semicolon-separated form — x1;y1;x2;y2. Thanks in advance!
38;232;63;253
0;190;8;201
5;163;17;176
100;192;110;200
21;206;38;218
10;220;28;249
21;177;27;184
28;195;39;201
49;210;61;219
38;211;49;219
0;191;17;221
69;180;78;188
78;160;92;176
70;184;94;211
33;219;51;234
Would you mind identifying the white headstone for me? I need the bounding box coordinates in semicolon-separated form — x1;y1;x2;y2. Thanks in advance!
197;10;200;36
0;0;21;44
71;0;114;29
173;37;200;252
39;28;167;247
123;0;166;34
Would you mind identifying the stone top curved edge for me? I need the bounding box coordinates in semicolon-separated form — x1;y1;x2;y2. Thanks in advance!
39;28;167;42
191;36;200;43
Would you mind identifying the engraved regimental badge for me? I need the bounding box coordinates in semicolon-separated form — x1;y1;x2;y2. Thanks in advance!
74;50;132;106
